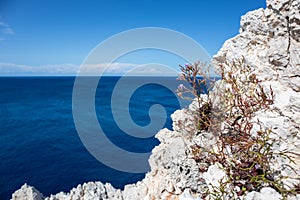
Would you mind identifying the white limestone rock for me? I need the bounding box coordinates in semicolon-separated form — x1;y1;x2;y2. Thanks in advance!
12;184;44;200
203;163;227;192
178;189;201;200
42;182;122;200
245;187;282;200
171;108;198;138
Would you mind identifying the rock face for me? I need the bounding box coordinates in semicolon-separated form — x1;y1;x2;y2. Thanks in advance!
12;0;300;199
213;0;300;189
12;184;44;200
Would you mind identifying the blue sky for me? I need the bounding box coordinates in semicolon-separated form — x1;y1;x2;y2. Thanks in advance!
0;0;266;76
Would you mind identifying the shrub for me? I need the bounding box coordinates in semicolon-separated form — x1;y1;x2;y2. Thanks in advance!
177;58;299;199
176;62;216;131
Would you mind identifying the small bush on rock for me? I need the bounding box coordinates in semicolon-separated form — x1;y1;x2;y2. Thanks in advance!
177;58;300;199
176;62;216;131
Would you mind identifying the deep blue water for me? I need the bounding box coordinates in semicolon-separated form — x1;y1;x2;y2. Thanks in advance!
0;76;184;200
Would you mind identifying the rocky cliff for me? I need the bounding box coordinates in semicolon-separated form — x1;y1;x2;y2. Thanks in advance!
12;0;300;199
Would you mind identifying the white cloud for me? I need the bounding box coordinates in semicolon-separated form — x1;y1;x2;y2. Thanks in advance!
0;18;14;41
79;63;138;75
123;64;179;76
79;63;179;76
0;62;141;76
0;62;180;76
0;63;79;75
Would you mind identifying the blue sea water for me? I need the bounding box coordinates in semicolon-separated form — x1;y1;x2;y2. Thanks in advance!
0;76;184;200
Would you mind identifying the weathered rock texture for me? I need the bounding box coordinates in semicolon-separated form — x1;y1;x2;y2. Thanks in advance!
12;0;300;199
213;0;300;190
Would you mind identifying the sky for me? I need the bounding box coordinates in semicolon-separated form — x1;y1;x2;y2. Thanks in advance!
0;0;266;76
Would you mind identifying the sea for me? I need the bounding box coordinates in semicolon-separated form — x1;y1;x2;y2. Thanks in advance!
0;76;187;200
